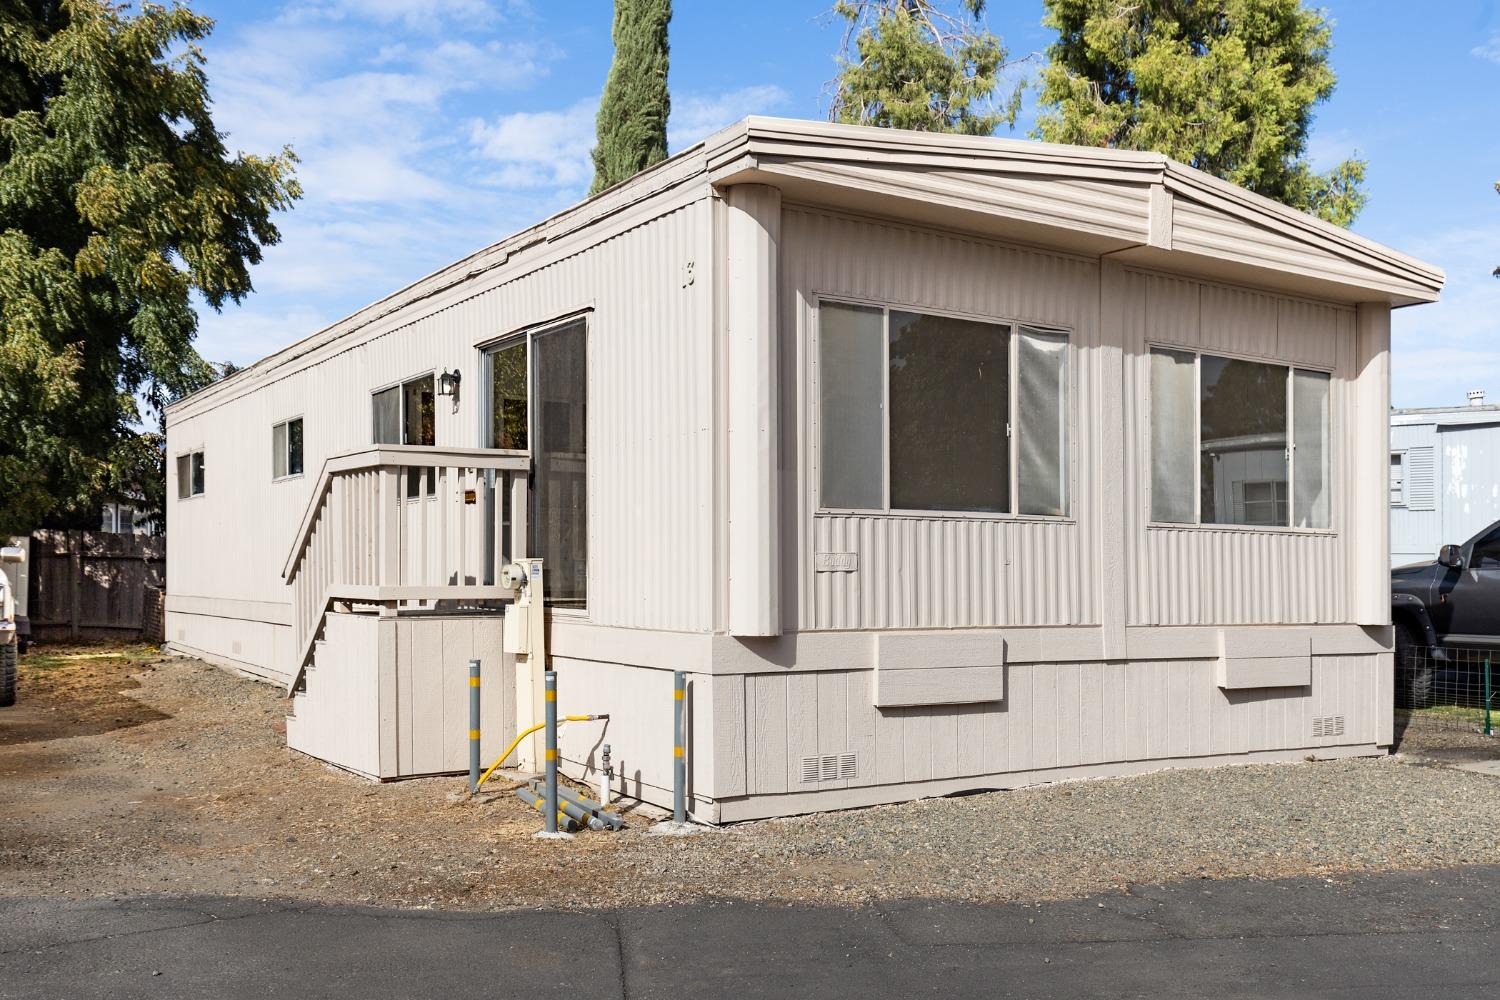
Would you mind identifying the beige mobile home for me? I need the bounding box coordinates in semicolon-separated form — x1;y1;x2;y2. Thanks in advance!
164;118;1442;822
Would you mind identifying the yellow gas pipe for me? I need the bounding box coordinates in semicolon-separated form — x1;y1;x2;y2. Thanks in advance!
472;715;602;792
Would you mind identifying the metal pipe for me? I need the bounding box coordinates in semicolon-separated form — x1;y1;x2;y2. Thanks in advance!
544;670;558;834
513;786;579;832
1486;655;1493;738
673;670;686;825
547;782;624;830
599;743;612;807
527;781;615;831
468;658;480;794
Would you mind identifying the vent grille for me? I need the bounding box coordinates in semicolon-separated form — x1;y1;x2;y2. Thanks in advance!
1406;447;1437;511
799;753;858;783
1312;715;1345;739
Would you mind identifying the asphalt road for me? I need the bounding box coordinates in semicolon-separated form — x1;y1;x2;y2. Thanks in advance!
2;865;1498;999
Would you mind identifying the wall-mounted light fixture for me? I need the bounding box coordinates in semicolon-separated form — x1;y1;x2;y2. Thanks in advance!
438;369;462;397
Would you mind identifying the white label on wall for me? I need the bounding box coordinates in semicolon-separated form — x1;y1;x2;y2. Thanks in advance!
814;552;859;573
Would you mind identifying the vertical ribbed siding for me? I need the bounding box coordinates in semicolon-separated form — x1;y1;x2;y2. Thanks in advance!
809;514;1084;629
1123;268;1356;626
782;206;1099;631
166;193;717;679
739;654;1382;795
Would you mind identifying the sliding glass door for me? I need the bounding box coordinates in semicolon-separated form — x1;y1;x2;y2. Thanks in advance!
482;317;587;607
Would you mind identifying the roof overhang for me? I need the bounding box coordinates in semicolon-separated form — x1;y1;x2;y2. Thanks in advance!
705;118;1444;308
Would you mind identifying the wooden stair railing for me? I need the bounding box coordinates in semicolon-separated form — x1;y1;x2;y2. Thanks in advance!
281;446;530;693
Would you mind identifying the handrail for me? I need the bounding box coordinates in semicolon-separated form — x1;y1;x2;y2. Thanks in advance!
280;444;531;694
282;445;528;582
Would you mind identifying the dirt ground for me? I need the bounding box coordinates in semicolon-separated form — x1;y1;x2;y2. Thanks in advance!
4;645;1500;911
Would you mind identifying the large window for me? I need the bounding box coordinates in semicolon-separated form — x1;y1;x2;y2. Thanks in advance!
176;450;204;499
1149;348;1331;529
481;318;588;608
272;417;304;480
817;301;1069;517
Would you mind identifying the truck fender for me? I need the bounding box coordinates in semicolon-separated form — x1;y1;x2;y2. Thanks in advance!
1390;593;1439;649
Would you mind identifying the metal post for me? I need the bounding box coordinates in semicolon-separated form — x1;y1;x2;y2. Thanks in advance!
468;659;481;793
544;670;558;834
673;670;686;825
1485;655;1493;738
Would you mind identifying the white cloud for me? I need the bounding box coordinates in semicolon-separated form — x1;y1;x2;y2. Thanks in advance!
1306;129;1361;172
1391;221;1500;408
283;0;506;31
1472;34;1500;64
468;97;598;192
194;303;336;369
668;84;790;148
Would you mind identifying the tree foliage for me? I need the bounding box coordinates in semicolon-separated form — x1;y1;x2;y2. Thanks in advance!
828;0;1023;135
1035;0;1366;227
0;0;299;535
590;0;671;196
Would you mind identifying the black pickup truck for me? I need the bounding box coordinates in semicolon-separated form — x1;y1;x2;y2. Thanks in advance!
1391;518;1500;707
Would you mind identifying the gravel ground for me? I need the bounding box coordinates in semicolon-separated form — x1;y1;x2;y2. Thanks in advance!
3;646;1500;910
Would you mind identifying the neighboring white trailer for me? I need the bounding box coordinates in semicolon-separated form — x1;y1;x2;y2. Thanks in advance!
1391;398;1500;566
165;118;1442;821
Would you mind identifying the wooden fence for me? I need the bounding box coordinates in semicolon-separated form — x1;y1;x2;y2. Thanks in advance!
28;529;166;642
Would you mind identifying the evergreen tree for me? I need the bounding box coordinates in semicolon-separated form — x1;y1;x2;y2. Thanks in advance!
828;0;1023;135
589;0;671;196
0;0;299;534
1035;0;1366;227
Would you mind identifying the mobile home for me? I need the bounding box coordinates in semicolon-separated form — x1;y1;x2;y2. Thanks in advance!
1391;395;1500;566
165;118;1442;822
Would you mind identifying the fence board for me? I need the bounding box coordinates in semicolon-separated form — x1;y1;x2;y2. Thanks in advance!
29;529;165;641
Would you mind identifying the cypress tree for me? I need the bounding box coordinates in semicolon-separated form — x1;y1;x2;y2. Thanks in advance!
589;0;671;196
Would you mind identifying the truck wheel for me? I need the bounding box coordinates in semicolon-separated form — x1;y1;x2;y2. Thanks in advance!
1393;620;1433;710
0;643;14;708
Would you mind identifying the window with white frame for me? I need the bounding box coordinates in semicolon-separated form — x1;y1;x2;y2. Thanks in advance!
1149;348;1331;529
176;450;205;499
272;417;304;480
817;301;1070;517
1390;452;1406;506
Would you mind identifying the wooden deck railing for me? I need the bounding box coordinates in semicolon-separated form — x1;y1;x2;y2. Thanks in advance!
281;445;529;692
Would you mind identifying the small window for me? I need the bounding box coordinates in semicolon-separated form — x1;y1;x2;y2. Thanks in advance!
177;450;205;499
372;375;436;497
272;417;303;480
816;300;1071;517
1149;348;1330;529
372;385;401;444
1390;452;1406;506
1238;480;1289;526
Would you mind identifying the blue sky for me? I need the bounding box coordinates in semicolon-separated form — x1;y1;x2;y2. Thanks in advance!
189;0;1500;408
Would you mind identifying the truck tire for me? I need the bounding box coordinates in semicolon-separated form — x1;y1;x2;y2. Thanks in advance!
1393;619;1433;710
0;642;14;708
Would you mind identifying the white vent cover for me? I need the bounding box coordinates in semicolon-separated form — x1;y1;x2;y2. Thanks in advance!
799;753;858;783
1405;447;1437;511
1312;715;1345;739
